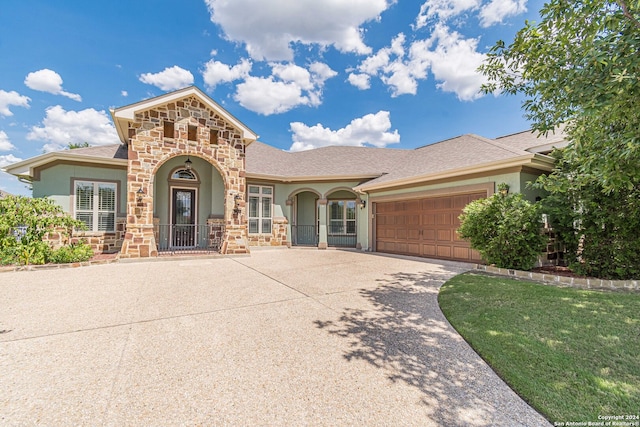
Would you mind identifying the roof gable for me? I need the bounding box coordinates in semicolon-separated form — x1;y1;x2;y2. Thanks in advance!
110;86;258;144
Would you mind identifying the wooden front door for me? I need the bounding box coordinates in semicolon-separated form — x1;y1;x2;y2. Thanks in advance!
172;188;196;247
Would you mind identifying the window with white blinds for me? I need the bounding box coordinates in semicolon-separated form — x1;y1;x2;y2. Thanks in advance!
75;181;117;232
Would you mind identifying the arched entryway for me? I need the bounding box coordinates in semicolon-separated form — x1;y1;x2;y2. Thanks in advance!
290;189;321;246
153;155;226;254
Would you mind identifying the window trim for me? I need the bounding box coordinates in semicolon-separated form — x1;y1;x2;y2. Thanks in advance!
73;180;118;232
247;184;273;235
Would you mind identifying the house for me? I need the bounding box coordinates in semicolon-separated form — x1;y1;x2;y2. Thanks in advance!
0;189;11;199
3;86;566;263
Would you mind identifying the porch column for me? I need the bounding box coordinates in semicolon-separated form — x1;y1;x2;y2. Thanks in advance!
285;198;293;248
120;145;158;258
317;198;328;249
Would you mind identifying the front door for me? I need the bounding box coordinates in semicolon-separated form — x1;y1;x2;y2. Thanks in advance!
172;188;196;247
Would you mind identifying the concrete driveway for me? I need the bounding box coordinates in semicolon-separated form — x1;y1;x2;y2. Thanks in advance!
1;249;549;426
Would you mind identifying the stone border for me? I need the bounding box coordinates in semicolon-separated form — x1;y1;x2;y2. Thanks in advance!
0;257;120;273
474;264;640;292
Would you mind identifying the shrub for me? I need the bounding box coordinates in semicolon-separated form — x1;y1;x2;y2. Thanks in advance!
458;187;547;270
0;195;87;265
50;242;94;264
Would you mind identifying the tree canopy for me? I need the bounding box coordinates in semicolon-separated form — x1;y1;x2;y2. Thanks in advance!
480;0;640;193
479;1;640;279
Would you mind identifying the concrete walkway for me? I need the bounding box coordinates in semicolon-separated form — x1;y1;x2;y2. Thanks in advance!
0;249;550;426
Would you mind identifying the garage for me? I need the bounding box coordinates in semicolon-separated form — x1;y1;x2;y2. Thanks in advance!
374;192;486;262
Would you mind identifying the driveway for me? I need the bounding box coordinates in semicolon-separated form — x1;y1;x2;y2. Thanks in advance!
0;249;549;426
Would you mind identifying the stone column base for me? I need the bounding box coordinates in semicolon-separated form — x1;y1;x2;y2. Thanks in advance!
120;225;158;258
221;225;251;255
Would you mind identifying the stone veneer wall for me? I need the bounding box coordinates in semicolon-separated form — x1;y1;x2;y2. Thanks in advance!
47;217;126;254
121;95;249;258
247;216;289;247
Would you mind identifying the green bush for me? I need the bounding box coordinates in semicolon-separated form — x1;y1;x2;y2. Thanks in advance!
458;186;547;270
537;150;640;279
50;242;94;264
0;195;88;265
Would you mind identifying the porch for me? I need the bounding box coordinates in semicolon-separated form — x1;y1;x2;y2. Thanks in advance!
289;188;361;249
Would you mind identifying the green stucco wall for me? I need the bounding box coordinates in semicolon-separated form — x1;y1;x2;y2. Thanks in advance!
296;192;317;226
33;164;127;214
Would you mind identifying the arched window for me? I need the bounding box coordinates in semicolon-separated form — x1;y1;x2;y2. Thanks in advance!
171;169;197;180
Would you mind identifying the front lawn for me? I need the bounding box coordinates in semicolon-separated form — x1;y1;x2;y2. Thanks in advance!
438;273;640;423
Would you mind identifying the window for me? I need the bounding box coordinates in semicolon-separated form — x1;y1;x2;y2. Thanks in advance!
163;121;174;139
328;200;356;235
75;181;117;232
171;169;197;180
248;185;272;234
188;125;198;141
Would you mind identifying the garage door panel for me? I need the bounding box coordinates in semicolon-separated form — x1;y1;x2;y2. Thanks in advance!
408;228;421;240
436;245;452;258
422;214;435;225
437;229;451;241
453;246;470;260
376;191;486;262
436;213;451;225
423;229;436;241
422;244;436;257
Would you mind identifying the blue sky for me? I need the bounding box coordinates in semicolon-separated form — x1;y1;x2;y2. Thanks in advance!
0;0;544;195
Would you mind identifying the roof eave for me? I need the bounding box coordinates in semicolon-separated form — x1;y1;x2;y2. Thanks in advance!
355;154;556;193
246;172;382;183
3;152;128;178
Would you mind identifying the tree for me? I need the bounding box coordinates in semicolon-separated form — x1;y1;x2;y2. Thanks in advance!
480;0;640;193
67;142;90;149
458;187;547;270
479;1;640;279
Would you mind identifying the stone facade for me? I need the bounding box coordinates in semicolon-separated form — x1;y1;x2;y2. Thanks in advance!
120;95;250;258
46;217;126;254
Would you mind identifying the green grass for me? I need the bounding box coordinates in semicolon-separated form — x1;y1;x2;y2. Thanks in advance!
438;273;640;422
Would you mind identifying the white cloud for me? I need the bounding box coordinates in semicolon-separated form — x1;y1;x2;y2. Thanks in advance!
0;131;16;151
235;76;309;115
479;0;527;27
234;62;337;115
354;26;485;100
139;66;194;91
204;0;393;61
0;90;30;116
415;0;481;28
0;154;22;168
354;33;430;97
289;110;400;151
121;90;128;97
348;73;371;90
421;25;487;100
24;69;82;101
202;58;252;91
27;105;119;152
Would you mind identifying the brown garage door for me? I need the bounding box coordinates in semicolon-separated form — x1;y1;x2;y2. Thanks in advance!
375;192;486;262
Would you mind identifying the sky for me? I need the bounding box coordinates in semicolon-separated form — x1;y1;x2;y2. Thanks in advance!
0;0;545;196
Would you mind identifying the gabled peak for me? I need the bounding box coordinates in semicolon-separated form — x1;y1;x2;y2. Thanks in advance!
110;86;257;143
